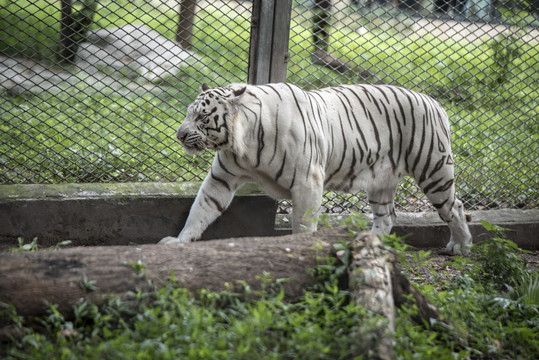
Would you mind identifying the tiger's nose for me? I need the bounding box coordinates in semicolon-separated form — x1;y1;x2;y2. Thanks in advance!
176;127;187;143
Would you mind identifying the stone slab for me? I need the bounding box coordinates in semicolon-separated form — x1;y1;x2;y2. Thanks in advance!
393;209;539;250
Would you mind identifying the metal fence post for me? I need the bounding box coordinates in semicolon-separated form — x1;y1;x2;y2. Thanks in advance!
248;0;292;85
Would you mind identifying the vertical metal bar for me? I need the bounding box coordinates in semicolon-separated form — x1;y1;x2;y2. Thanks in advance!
248;0;292;85
247;0;261;84
269;0;292;83
248;0;273;85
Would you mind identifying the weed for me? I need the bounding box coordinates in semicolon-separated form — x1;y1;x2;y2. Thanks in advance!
8;238;72;252
9;237;39;252
79;275;97;293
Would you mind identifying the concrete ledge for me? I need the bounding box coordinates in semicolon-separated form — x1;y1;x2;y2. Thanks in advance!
0;182;277;250
276;209;539;250
394;209;538;250
1;182;537;250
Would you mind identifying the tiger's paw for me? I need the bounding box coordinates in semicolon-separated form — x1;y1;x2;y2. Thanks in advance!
445;241;471;256
158;236;190;245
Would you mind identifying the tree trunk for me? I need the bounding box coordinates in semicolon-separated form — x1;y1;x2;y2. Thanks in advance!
312;0;331;52
59;0;98;64
176;0;197;49
310;1;358;75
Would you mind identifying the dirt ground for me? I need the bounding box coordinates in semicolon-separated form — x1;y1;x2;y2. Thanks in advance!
406;247;539;286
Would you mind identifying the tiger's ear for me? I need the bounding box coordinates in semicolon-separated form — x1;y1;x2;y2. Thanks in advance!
232;86;247;97
200;83;211;93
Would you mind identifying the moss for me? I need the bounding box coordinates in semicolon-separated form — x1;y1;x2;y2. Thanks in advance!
0;182;266;201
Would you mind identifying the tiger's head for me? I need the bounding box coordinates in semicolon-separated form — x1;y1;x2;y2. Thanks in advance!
177;83;247;155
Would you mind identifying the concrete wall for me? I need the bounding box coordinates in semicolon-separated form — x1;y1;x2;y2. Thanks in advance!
1;182;537;251
275;209;539;250
0;182;277;250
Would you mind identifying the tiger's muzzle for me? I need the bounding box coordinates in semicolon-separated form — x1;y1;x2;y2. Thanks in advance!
177;126;206;153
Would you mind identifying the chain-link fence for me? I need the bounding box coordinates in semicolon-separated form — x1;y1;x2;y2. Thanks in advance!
1;0;538;214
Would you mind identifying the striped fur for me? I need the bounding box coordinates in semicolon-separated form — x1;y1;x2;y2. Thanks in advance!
159;83;472;254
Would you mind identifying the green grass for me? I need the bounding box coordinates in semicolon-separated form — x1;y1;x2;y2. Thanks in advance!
0;1;537;209
1;222;538;359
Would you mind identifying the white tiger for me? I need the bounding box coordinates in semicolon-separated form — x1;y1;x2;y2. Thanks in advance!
159;83;472;254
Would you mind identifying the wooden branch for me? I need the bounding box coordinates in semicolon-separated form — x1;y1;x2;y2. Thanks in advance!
348;232;396;360
390;267;441;326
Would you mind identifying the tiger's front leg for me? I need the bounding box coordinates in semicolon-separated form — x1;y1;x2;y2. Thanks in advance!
158;165;245;245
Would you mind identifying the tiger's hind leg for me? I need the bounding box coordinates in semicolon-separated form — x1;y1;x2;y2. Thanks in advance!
367;181;399;235
421;178;472;255
291;179;324;234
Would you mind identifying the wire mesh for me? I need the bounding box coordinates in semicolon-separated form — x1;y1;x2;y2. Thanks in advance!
1;0;537;214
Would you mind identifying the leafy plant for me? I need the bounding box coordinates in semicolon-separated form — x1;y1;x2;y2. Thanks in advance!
2;274;377;360
79;275;97;293
2;221;538;359
9;238;72;252
470;220;530;290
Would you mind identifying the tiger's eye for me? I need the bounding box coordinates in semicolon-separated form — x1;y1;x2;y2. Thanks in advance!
197;114;208;124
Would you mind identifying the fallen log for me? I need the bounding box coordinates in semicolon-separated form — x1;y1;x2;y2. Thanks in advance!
347;232;442;360
0;227;349;324
0;227;441;337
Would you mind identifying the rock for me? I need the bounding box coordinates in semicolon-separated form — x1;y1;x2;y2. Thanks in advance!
0;56;73;95
1;23;198;95
76;24;199;83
